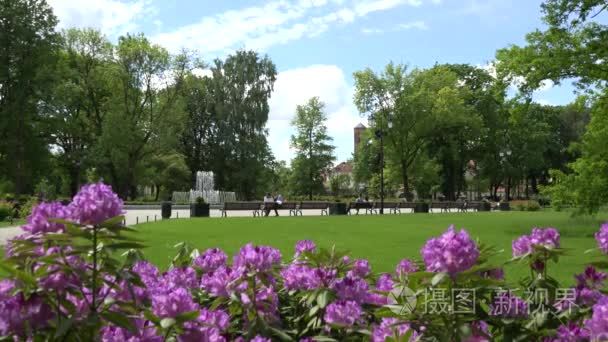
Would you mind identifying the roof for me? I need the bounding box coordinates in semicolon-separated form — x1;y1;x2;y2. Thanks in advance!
354;123;366;129
332;161;353;173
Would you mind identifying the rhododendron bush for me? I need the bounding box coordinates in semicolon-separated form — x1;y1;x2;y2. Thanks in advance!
2;183;608;340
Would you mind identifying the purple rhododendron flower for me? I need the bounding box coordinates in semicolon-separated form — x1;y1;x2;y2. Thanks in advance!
70;182;123;225
324;300;362;327
512;235;532;257
421;225;479;276
281;264;321;290
479;268;504;280
575;266;607;306
151;287;198;318
376;273;394;291
489;292;528;318
101;319;162;342
162;267;198;291
295;240;316;256
200;266;246;297
22;201;73;234
36;247;85;291
512;227;560;257
530;227;560;248
348;259;371;278
395;258;418;277
132;260;160;288
180;308;230;342
0;294;53;337
371;318;415;342
331;276;369;303
596;223;608;254
543;322;589;342
586;296;608;339
464;321;491;342
233;243;281;272
193;248;227;273
250;336;272;342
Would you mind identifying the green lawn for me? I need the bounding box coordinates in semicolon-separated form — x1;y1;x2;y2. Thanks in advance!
132;211;608;285
0;219;23;228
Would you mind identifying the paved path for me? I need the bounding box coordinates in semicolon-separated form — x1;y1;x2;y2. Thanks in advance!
0;208;471;245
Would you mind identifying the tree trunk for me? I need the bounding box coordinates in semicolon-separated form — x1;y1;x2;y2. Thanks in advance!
401;161;409;196
68;165;81;197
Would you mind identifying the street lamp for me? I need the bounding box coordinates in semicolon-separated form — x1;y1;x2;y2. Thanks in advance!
374;116;392;215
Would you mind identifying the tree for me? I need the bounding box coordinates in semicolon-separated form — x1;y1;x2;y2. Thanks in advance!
497;0;607;212
179;74;217;184
329;174;351;197
42;28;113;195
208;50;276;199
96;34;189;199
496;0;608;90
542;92;608;214
142;153;191;201
353;63;477;199
0;0;59;194
289;97;335;199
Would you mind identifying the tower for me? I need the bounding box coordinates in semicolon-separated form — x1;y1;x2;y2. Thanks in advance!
354;123;366;153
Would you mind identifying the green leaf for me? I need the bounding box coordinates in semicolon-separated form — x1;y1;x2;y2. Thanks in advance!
100;215;126;228
431;272;447;286
310;336;337;342
175;310;199;323
0;262;36;286
317;291;329;308
53;317;74;338
269;327;294;341
101;311;136;332
160;318;176;329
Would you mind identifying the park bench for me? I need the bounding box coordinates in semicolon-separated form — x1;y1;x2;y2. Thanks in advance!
347;202;375;215
390;202;417;214
262;202;298;216
220;202;263;217
294;201;329;216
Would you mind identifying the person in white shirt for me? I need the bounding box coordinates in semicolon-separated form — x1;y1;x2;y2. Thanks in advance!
263;193;278;216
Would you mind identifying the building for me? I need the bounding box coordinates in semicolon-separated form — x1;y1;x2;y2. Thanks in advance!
353;123;367;153
324;123;366;189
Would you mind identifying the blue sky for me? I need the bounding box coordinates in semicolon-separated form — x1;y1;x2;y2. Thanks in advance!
48;0;579;163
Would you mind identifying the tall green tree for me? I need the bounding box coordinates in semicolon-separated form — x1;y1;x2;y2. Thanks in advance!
97;34;189;199
0;0;58;194
497;0;607;212
179;74;217;184
289;97;335;199
209;50;276;199
42;28;113;195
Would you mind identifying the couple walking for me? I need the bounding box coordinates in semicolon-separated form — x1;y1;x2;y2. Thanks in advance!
263;193;284;217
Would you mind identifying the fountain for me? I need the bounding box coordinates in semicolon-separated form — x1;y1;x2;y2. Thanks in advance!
172;171;236;204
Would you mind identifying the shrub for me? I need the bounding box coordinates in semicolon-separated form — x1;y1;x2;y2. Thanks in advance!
527;200;541;211
510;200;541;211
0;201;12;221
17;196;38;219
1;182;608;340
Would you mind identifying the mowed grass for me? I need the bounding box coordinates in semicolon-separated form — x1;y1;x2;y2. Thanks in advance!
132;211;608;285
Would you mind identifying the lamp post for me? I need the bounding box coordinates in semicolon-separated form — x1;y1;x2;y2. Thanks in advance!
499;150;512;200
374;116;392;215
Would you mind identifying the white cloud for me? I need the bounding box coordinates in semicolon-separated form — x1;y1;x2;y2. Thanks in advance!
362;20;429;34
152;0;433;55
268;65;363;162
48;0;154;37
